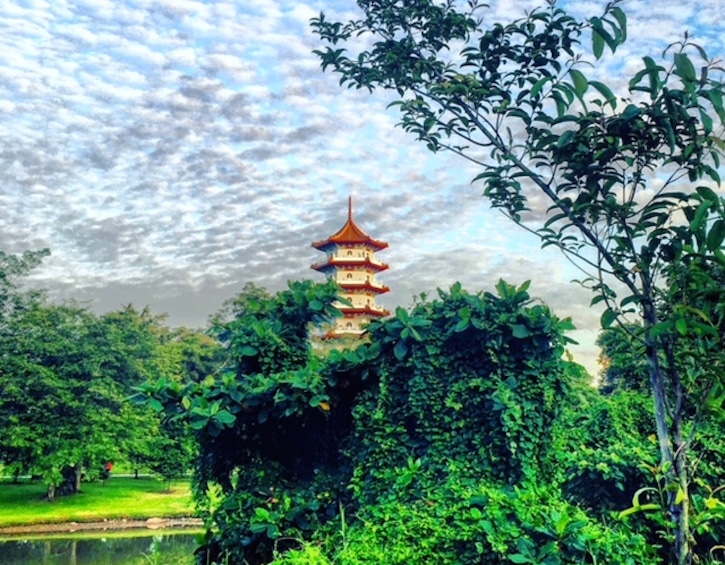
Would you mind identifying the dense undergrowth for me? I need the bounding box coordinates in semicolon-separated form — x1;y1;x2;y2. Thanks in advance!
143;280;725;565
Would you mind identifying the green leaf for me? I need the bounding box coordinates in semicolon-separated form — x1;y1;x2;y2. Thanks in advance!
691;201;711;232
569;69;588;97
600;308;617;328
511;324;531;338
240;345;258;357
674;53;697;82
395;306;409;324
675;486;687;505
590;19;604;58
393;339;408;361
696;185;720;203
213;410;236;426
610;6;627;40
619;503;661;518
309;394;328;407
147;398;163;412
707;219;725;251
589;80;617;108
531;76;552;99
189;418;209;430
675;318;687;336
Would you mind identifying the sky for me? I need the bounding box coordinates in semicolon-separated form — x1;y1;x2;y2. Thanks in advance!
1;0;724;376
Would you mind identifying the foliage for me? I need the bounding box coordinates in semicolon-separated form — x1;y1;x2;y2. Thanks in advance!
272;479;656;565
597;323;650;394
142;280;347;564
311;1;725;561
349;279;575;498
145;278;611;565
0;300;132;498
0;250;202;498
558;391;657;514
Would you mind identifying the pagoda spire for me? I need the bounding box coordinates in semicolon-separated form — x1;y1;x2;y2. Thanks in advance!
348;195;353;221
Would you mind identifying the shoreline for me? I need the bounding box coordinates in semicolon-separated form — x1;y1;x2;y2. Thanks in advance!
0;517;204;537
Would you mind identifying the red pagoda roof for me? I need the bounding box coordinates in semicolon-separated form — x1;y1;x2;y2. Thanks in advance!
338;281;391;295
339;305;391;318
311;197;388;252
311;256;389;273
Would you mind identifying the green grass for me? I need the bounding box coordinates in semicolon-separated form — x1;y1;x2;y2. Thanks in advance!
0;477;196;527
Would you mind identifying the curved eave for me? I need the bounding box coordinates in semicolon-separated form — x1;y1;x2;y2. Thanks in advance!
339;306;390;317
323;331;365;339
311;217;388;252
339;282;391;295
312;238;388;252
311;257;389;273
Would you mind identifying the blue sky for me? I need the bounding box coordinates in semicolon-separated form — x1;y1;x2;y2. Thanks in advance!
1;0;723;375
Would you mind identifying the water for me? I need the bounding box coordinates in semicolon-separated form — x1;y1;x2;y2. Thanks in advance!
0;532;198;565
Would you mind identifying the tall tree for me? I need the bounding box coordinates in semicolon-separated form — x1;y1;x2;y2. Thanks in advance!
0;259;183;498
596;323;650;394
0;301;129;499
312;1;725;562
0;249;50;475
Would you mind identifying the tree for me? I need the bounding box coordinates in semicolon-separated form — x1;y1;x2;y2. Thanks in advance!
0;249;49;321
0;249;50;476
141;279;345;564
150;278;658;565
596;323;650;394
0;301;130;499
312;1;725;562
0;257;183;498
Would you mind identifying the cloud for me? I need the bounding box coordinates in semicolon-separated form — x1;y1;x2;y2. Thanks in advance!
1;0;722;379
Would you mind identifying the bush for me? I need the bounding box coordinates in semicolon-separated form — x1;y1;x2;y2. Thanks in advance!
272;478;657;565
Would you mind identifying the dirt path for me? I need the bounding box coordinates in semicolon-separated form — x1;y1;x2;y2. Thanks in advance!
0;517;203;536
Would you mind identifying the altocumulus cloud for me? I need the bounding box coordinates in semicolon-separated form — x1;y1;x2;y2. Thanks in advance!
0;0;723;377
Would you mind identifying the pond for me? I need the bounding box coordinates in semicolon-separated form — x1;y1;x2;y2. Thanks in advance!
0;531;199;565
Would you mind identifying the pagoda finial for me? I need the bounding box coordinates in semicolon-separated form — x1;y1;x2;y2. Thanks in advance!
348;195;353;221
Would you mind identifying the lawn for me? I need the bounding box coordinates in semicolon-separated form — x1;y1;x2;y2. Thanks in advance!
0;477;195;527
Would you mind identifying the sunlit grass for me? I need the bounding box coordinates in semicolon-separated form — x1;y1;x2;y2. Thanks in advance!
0;477;195;527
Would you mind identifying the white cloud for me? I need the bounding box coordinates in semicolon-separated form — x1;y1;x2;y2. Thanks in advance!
0;0;722;379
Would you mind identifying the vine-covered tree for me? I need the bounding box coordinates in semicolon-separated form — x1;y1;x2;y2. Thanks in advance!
147;278;657;565
312;1;725;562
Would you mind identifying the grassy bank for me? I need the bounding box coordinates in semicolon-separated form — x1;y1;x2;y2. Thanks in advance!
0;477;195;527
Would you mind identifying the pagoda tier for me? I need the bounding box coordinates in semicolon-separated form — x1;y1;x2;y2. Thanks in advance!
311;255;389;273
311;197;390;337
337;280;391;294
311;199;388;252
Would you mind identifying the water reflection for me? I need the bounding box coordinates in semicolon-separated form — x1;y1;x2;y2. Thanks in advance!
0;532;198;565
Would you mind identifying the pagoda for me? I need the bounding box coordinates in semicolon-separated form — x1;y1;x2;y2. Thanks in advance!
311;197;390;337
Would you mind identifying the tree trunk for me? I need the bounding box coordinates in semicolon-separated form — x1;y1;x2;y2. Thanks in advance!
74;464;83;493
46;484;55;502
643;301;690;565
673;400;690;565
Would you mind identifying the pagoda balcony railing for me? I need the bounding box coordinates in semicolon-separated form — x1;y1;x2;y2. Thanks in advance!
340;280;391;293
311;255;389;271
336;303;391;317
